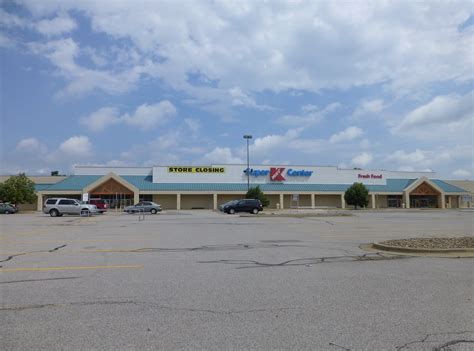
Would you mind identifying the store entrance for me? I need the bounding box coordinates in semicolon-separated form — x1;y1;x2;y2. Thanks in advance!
410;195;438;208
409;181;440;208
89;178;135;209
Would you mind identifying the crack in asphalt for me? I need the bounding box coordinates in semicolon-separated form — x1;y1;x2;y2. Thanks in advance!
328;342;351;350
395;330;474;350
95;243;305;253
199;252;408;269
433;339;474;350
0;300;298;315
0;244;67;267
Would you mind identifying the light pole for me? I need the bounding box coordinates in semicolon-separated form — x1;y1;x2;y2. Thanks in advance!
243;135;252;191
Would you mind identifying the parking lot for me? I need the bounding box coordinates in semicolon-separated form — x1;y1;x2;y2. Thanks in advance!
1;210;473;350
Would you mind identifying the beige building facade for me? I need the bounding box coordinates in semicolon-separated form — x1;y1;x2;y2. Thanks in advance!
1;165;466;211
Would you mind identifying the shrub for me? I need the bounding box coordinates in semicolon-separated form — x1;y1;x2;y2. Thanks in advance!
344;182;369;209
246;185;270;207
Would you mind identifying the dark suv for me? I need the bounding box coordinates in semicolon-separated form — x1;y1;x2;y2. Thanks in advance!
222;199;263;214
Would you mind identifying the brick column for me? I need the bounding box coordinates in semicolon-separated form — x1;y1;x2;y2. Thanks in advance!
213;193;217;210
279;193;284;209
311;194;315;208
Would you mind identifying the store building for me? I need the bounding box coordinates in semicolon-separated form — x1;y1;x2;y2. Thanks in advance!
31;164;470;211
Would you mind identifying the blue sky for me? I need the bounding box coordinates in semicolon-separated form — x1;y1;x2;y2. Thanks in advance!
1;0;473;179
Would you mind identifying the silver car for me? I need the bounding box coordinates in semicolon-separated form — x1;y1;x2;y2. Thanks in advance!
43;198;98;217
124;201;162;214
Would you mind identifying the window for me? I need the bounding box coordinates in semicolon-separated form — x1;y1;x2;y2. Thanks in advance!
46;199;57;205
59;199;75;205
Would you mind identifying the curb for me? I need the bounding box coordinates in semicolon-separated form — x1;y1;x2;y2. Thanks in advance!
372;242;474;254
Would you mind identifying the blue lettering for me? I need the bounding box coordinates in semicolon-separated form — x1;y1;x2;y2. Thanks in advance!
287;169;313;177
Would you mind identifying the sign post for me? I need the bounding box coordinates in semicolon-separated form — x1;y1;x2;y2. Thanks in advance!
82;193;89;203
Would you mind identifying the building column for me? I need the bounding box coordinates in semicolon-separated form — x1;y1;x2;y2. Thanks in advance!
311;194;315;209
37;193;43;211
279;193;284;209
341;194;345;209
213;193;218;211
177;193;181;210
371;193;376;209
404;191;410;208
134;192;139;205
440;193;446;209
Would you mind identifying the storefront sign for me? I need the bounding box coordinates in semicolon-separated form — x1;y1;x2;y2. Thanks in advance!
168;167;225;173
270;167;286;181
358;173;383;179
244;167;313;181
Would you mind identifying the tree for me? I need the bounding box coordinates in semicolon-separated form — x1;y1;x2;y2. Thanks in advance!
246;185;270;207
0;173;36;205
344;182;369;209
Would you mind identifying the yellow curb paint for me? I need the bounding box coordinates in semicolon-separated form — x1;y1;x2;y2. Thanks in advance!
0;265;143;272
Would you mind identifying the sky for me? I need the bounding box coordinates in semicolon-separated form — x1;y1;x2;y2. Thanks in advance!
1;0;473;179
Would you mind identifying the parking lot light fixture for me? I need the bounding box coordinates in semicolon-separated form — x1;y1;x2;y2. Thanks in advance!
243;135;252;191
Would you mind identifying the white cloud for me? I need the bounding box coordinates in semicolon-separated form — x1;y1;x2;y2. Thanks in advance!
16;138;47;154
228;87;274;110
330;126;363;143
277;102;341;127
352;152;373;167
80;107;121;132
28;38;144;97
35;15;77;36
13;2;471;104
353;99;386;118
452;169;471;178
392;91;473;139
59;136;92;157
388;149;426;164
81;101;176;131
184;118;201;133
122;101;177;130
0;32;15;48
0;9;28;28
202;147;243;164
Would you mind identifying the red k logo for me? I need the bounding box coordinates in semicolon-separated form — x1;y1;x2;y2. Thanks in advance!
270;167;285;181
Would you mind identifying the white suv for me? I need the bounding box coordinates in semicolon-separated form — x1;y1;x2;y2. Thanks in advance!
43;198;98;217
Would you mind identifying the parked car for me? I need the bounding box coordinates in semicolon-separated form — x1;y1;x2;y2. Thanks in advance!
43;198;98;217
219;200;238;212
89;198;108;213
0;203;18;214
221;199;263;214
124;201;162;214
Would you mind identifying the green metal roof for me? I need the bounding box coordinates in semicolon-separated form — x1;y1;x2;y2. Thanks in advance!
431;179;467;192
38;175;468;193
34;184;54;191
41;175;101;191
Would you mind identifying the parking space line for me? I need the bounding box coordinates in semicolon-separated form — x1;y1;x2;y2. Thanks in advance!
0;265;143;272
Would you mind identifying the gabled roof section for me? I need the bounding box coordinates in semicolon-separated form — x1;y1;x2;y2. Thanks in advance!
83;173;139;193
403;176;445;194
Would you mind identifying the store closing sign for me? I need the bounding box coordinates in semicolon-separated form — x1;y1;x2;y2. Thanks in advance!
168;167;225;173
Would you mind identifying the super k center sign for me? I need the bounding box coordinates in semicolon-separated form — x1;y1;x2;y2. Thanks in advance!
244;167;313;182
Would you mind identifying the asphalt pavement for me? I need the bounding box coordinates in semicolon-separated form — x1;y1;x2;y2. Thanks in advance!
1;210;473;350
